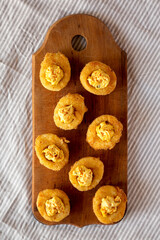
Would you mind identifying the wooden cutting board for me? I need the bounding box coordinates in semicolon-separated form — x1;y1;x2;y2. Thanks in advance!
32;14;127;227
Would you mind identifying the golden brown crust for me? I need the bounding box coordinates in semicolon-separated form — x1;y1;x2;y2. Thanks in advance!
69;157;104;191
35;133;69;171
54;93;88;130
86;115;123;150
36;189;70;222
93;185;127;224
80;61;117;95
40;52;71;91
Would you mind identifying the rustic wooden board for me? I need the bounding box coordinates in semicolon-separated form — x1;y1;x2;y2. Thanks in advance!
32;14;127;227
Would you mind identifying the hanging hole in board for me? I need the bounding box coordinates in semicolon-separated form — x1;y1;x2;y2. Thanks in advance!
71;35;87;51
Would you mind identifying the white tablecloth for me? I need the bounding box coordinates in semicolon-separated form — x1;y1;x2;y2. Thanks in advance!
1;0;160;239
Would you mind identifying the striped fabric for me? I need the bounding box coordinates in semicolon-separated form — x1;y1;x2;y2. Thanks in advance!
1;0;160;239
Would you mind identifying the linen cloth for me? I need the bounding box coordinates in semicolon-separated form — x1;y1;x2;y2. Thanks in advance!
1;0;160;239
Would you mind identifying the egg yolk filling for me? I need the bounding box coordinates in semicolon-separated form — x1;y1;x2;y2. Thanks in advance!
87;69;110;89
58;105;75;124
73;165;93;187
45;196;65;216
96;122;114;142
45;65;64;86
43;144;64;162
100;196;121;216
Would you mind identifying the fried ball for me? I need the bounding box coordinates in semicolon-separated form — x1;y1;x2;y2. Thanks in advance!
69;157;104;191
54;93;88;130
93;185;127;224
80;61;117;95
86;115;123;150
40;52;71;91
36;189;70;222
35;133;69;171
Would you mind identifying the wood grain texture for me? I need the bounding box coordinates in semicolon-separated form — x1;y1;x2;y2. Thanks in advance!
32;14;127;227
